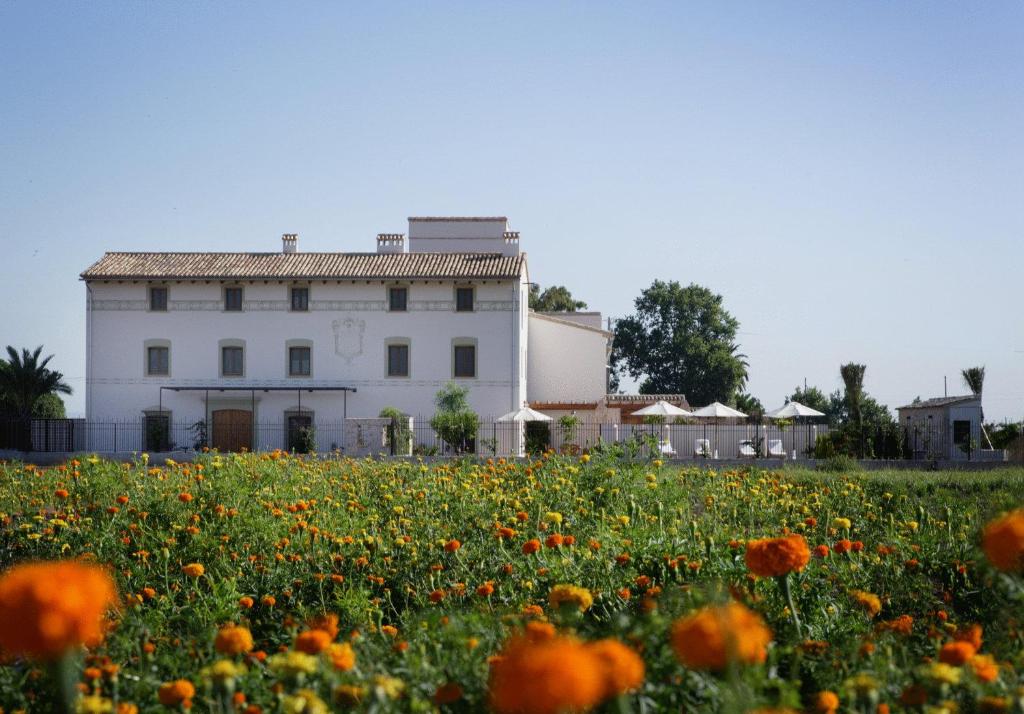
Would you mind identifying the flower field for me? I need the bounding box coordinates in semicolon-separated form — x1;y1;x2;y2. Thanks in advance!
2;453;1024;713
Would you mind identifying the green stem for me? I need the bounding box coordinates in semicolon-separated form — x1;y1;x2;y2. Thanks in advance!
49;651;79;714
777;573;803;638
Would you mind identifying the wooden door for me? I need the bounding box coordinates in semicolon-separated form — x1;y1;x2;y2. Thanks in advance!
211;409;252;452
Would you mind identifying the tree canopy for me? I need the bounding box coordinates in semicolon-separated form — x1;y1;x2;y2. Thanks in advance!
611;281;748;405
0;346;72;420
529;284;587;312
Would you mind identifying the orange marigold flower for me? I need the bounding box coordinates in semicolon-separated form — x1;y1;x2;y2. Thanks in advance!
260;595;276;607
982;509;1024;572
306;613;339;639
522;539;541;555
955;624;983;650
214;624;254;655
178;493;193;503
444;539;461;553
55;489;70;499
938;640;976;665
326;642;356;671
522;604;544;619
488;634;604;714
238;596;254;609
586;638;645;697
476;582;495;597
813;545;830;558
0;560;118;660
524;621;556;642
429;589;446;603
157;679;195;707
434;681;463;705
295;629;333;654
181;563;205;578
833;539;852;554
380;624;398;637
545;533;564;549
670;602;772;671
971;653;999;683
850;590;882;617
813;691;840;714
744;535;810;577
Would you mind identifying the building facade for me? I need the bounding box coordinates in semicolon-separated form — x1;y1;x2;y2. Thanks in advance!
81;217;612;452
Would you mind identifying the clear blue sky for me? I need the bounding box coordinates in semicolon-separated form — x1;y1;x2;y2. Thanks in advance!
2;2;1022;420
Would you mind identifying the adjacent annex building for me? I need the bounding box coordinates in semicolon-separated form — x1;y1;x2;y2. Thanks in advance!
81;217;614;452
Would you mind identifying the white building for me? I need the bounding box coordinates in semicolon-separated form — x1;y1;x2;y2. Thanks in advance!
81;217;615;453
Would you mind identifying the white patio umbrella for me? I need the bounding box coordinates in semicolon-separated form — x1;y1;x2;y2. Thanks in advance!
497;406;553;457
632;401;691;457
765;401;825;458
690;402;748;458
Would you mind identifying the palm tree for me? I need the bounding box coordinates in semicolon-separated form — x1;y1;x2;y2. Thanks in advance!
961;366;993;449
840;363;867;458
0;346;72;450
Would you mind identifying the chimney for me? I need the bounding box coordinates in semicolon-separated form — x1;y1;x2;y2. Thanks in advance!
282;233;298;254
376;233;406;254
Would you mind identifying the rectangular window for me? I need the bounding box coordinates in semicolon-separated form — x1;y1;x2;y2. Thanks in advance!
150;287;168;312
224;287;243;311
289;346;311;376
453;344;476;378
144;414;171;452
387;344;409;377
222;346;244;376
147;346;169;376
455;287;474;312
389;287;408;312
287;414;313;451
953;420;971;446
291;287;309;312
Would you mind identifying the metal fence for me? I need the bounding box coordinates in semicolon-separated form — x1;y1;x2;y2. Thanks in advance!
0;417;1003;462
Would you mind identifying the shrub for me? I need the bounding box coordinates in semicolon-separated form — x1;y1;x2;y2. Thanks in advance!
816;454;861;473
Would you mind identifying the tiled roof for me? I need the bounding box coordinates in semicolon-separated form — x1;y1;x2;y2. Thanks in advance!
81;252;526;281
897;395;978;410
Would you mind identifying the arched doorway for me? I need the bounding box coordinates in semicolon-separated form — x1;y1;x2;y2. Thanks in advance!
211;409;252;452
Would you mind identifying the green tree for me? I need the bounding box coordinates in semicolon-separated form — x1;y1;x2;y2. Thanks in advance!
33;393;66;419
0;346;72;451
611;281;748;405
429;382;478;454
961;366;985;396
734;393;764;421
839;363;867;457
529;284;588;312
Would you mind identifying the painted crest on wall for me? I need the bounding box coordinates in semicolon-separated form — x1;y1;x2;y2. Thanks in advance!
332;317;365;363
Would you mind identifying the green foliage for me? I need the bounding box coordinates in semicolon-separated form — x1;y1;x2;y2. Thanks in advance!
0;345;72;420
291;426;316;454
611;281;748;405
430;382;478;453
961;365;985;396
524;421;551;455
32;393;66;419
379;406;412;456
986;421;1022;450
528;284;587;312
734;393;764;420
815;454;862;473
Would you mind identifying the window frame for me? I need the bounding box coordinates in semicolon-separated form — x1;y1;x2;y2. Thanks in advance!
223;286;244;312
143;339;171;377
218;339;246;378
388;285;409;312
288;346;312;377
385;339;411;378
454;285;475;312
452;339;477;379
285;339;314;378
290;285;310;312
149;286;168;312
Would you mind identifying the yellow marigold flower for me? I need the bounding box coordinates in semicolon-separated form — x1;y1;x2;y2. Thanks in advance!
921;662;962;685
268;650;319;678
845;673;878;696
670;602;772;671
77;695;114;714
982;509;1024;572
489;633;604;714
544;512;563;525
157;679;195;707
548;584;594;612
373;675;406;700
326;642;356;671
586;638;645;697
833;517;852;530
214;624;254;655
745;535;810;577
200;659;246;685
181;563;205;578
0;560;118;660
850;590;882;617
281;689;329;714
